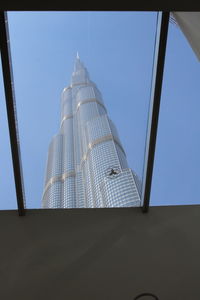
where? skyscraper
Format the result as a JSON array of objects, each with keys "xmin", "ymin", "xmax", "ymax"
[{"xmin": 42, "ymin": 54, "xmax": 141, "ymax": 208}]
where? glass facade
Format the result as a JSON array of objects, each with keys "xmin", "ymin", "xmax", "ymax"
[{"xmin": 42, "ymin": 54, "xmax": 141, "ymax": 208}]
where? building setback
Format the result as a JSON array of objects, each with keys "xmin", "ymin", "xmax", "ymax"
[{"xmin": 42, "ymin": 54, "xmax": 141, "ymax": 208}]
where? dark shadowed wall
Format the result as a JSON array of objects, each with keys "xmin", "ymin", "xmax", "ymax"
[{"xmin": 0, "ymin": 206, "xmax": 200, "ymax": 299}]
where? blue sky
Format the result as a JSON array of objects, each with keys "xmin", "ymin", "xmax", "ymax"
[{"xmin": 0, "ymin": 11, "xmax": 199, "ymax": 209}]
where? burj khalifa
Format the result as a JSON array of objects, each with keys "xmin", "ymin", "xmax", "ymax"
[{"xmin": 42, "ymin": 54, "xmax": 141, "ymax": 208}]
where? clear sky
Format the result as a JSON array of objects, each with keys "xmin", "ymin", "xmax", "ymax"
[{"xmin": 0, "ymin": 11, "xmax": 199, "ymax": 209}]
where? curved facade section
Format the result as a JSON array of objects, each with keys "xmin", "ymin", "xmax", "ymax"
[
  {"xmin": 42, "ymin": 54, "xmax": 141, "ymax": 208},
  {"xmin": 100, "ymin": 169, "xmax": 141, "ymax": 207},
  {"xmin": 44, "ymin": 134, "xmax": 63, "ymax": 185},
  {"xmin": 42, "ymin": 134, "xmax": 63, "ymax": 208}
]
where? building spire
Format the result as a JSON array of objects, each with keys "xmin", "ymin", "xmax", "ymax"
[{"xmin": 74, "ymin": 52, "xmax": 83, "ymax": 72}]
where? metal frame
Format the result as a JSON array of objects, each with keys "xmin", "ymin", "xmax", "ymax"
[
  {"xmin": 0, "ymin": 11, "xmax": 25, "ymax": 216},
  {"xmin": 0, "ymin": 10, "xmax": 169, "ymax": 215},
  {"xmin": 142, "ymin": 12, "xmax": 170, "ymax": 212}
]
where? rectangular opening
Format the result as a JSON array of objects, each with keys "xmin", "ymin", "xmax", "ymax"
[{"xmin": 6, "ymin": 11, "xmax": 157, "ymax": 209}]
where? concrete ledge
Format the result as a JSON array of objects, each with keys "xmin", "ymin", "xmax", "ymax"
[{"xmin": 0, "ymin": 205, "xmax": 200, "ymax": 299}]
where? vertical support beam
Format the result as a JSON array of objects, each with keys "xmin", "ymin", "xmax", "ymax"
[
  {"xmin": 141, "ymin": 12, "xmax": 169, "ymax": 213},
  {"xmin": 0, "ymin": 11, "xmax": 26, "ymax": 216}
]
